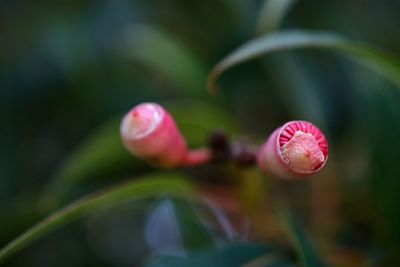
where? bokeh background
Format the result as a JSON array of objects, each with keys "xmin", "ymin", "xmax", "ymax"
[{"xmin": 1, "ymin": 0, "xmax": 400, "ymax": 266}]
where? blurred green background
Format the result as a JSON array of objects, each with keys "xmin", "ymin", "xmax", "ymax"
[{"xmin": 1, "ymin": 0, "xmax": 400, "ymax": 266}]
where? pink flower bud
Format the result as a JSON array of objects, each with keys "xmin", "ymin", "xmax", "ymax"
[
  {"xmin": 257, "ymin": 121, "xmax": 328, "ymax": 179},
  {"xmin": 120, "ymin": 103, "xmax": 210, "ymax": 168}
]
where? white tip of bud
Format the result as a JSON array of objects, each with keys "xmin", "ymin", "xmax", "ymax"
[{"xmin": 121, "ymin": 103, "xmax": 163, "ymax": 140}]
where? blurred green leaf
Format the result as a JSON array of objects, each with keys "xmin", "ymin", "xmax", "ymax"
[
  {"xmin": 353, "ymin": 70, "xmax": 400, "ymax": 246},
  {"xmin": 48, "ymin": 117, "xmax": 138, "ymax": 195},
  {"xmin": 0, "ymin": 173, "xmax": 194, "ymax": 265},
  {"xmin": 122, "ymin": 25, "xmax": 207, "ymax": 94},
  {"xmin": 278, "ymin": 206, "xmax": 326, "ymax": 267},
  {"xmin": 145, "ymin": 243, "xmax": 292, "ymax": 267},
  {"xmin": 207, "ymin": 30, "xmax": 400, "ymax": 93},
  {"xmin": 146, "ymin": 198, "xmax": 215, "ymax": 254},
  {"xmin": 171, "ymin": 200, "xmax": 215, "ymax": 250},
  {"xmin": 263, "ymin": 54, "xmax": 327, "ymax": 126},
  {"xmin": 167, "ymin": 100, "xmax": 239, "ymax": 146},
  {"xmin": 0, "ymin": 194, "xmax": 43, "ymax": 246},
  {"xmin": 256, "ymin": 0, "xmax": 298, "ymax": 34}
]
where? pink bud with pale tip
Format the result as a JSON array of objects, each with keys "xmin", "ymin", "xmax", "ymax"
[
  {"xmin": 257, "ymin": 121, "xmax": 328, "ymax": 179},
  {"xmin": 120, "ymin": 103, "xmax": 210, "ymax": 168}
]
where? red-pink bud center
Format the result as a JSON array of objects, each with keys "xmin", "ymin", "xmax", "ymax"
[
  {"xmin": 279, "ymin": 121, "xmax": 328, "ymax": 173},
  {"xmin": 121, "ymin": 103, "xmax": 163, "ymax": 140}
]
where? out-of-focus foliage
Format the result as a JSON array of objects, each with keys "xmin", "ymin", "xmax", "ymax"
[
  {"xmin": 207, "ymin": 30, "xmax": 400, "ymax": 93},
  {"xmin": 145, "ymin": 243, "xmax": 293, "ymax": 267},
  {"xmin": 0, "ymin": 174, "xmax": 194, "ymax": 265},
  {"xmin": 2, "ymin": 0, "xmax": 400, "ymax": 266}
]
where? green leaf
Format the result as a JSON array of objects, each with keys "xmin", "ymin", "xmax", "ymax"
[
  {"xmin": 166, "ymin": 100, "xmax": 239, "ymax": 147},
  {"xmin": 39, "ymin": 116, "xmax": 145, "ymax": 211},
  {"xmin": 0, "ymin": 174, "xmax": 194, "ymax": 265},
  {"xmin": 145, "ymin": 243, "xmax": 292, "ymax": 267},
  {"xmin": 354, "ymin": 71, "xmax": 400, "ymax": 245},
  {"xmin": 122, "ymin": 25, "xmax": 207, "ymax": 94},
  {"xmin": 256, "ymin": 0, "xmax": 298, "ymax": 34},
  {"xmin": 262, "ymin": 54, "xmax": 327, "ymax": 126},
  {"xmin": 278, "ymin": 206, "xmax": 326, "ymax": 267},
  {"xmin": 207, "ymin": 30, "xmax": 400, "ymax": 93},
  {"xmin": 48, "ymin": 117, "xmax": 138, "ymax": 193},
  {"xmin": 146, "ymin": 198, "xmax": 215, "ymax": 253}
]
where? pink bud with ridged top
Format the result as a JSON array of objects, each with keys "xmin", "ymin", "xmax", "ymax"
[
  {"xmin": 120, "ymin": 103, "xmax": 210, "ymax": 168},
  {"xmin": 257, "ymin": 121, "xmax": 328, "ymax": 179}
]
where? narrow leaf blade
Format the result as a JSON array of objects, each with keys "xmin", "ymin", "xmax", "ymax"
[
  {"xmin": 207, "ymin": 30, "xmax": 400, "ymax": 93},
  {"xmin": 0, "ymin": 174, "xmax": 193, "ymax": 264},
  {"xmin": 278, "ymin": 206, "xmax": 327, "ymax": 267}
]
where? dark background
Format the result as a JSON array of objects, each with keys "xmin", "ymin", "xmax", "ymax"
[{"xmin": 1, "ymin": 0, "xmax": 400, "ymax": 266}]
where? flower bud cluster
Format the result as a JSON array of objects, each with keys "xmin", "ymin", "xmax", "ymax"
[{"xmin": 120, "ymin": 103, "xmax": 328, "ymax": 179}]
